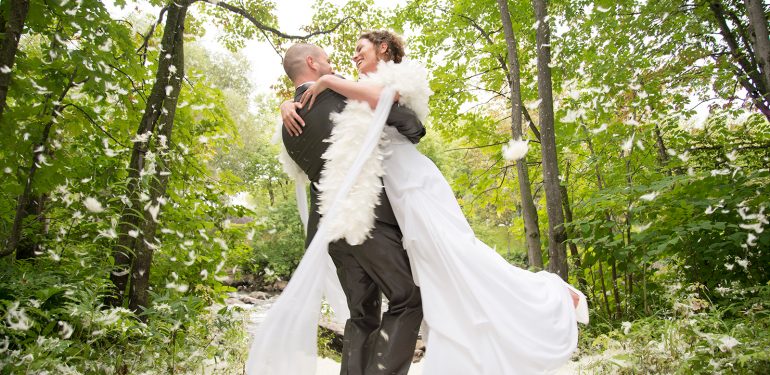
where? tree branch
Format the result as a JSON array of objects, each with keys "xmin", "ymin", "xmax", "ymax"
[
  {"xmin": 69, "ymin": 104, "xmax": 130, "ymax": 148},
  {"xmin": 137, "ymin": 6, "xmax": 169, "ymax": 65},
  {"xmin": 107, "ymin": 63, "xmax": 148, "ymax": 105},
  {"xmin": 447, "ymin": 141, "xmax": 508, "ymax": 152},
  {"xmin": 709, "ymin": 0, "xmax": 768, "ymax": 110},
  {"xmin": 522, "ymin": 105, "xmax": 542, "ymax": 141},
  {"xmin": 206, "ymin": 0, "xmax": 354, "ymax": 40}
]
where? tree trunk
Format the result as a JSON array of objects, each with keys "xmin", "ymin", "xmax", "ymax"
[
  {"xmin": 108, "ymin": 3, "xmax": 183, "ymax": 307},
  {"xmin": 582, "ymin": 123, "xmax": 622, "ymax": 316},
  {"xmin": 624, "ymin": 154, "xmax": 633, "ymax": 317},
  {"xmin": 611, "ymin": 259, "xmax": 622, "ymax": 319},
  {"xmin": 744, "ymin": 0, "xmax": 770, "ymax": 94},
  {"xmin": 642, "ymin": 262, "xmax": 650, "ymax": 315},
  {"xmin": 497, "ymin": 0, "xmax": 543, "ymax": 269},
  {"xmin": 559, "ymin": 177, "xmax": 587, "ymax": 291},
  {"xmin": 128, "ymin": 2, "xmax": 188, "ymax": 313},
  {"xmin": 2, "ymin": 72, "xmax": 75, "ymax": 258},
  {"xmin": 653, "ymin": 123, "xmax": 671, "ymax": 175},
  {"xmin": 15, "ymin": 193, "xmax": 46, "ymax": 260},
  {"xmin": 267, "ymin": 178, "xmax": 275, "ymax": 206},
  {"xmin": 532, "ymin": 0, "xmax": 567, "ymax": 279},
  {"xmin": 0, "ymin": 0, "xmax": 29, "ymax": 119},
  {"xmin": 597, "ymin": 261, "xmax": 612, "ymax": 318},
  {"xmin": 709, "ymin": 0, "xmax": 770, "ymax": 121},
  {"xmin": 624, "ymin": 213, "xmax": 633, "ymax": 316},
  {"xmin": 587, "ymin": 264, "xmax": 598, "ymax": 306}
]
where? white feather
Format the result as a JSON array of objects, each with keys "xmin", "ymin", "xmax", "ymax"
[{"xmin": 502, "ymin": 139, "xmax": 529, "ymax": 161}]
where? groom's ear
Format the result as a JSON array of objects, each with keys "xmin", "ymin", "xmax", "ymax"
[{"xmin": 305, "ymin": 55, "xmax": 316, "ymax": 71}]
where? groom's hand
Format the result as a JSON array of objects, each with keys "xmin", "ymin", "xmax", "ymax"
[{"xmin": 281, "ymin": 100, "xmax": 305, "ymax": 136}]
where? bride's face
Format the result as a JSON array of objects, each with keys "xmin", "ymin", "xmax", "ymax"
[{"xmin": 353, "ymin": 38, "xmax": 386, "ymax": 75}]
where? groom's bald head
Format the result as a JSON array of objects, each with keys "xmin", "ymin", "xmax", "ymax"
[{"xmin": 283, "ymin": 43, "xmax": 330, "ymax": 84}]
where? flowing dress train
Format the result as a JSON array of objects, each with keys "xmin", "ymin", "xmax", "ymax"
[{"xmin": 381, "ymin": 125, "xmax": 587, "ymax": 374}]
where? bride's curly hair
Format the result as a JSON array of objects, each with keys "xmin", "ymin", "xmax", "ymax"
[{"xmin": 359, "ymin": 30, "xmax": 405, "ymax": 63}]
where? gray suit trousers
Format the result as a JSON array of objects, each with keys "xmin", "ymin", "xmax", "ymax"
[{"xmin": 328, "ymin": 222, "xmax": 423, "ymax": 375}]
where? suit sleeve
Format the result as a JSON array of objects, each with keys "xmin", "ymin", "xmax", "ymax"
[{"xmin": 386, "ymin": 103, "xmax": 426, "ymax": 144}]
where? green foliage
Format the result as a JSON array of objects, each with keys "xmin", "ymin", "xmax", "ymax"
[
  {"xmin": 575, "ymin": 282, "xmax": 770, "ymax": 374},
  {"xmin": 308, "ymin": 0, "xmax": 392, "ymax": 78},
  {"xmin": 317, "ymin": 327, "xmax": 342, "ymax": 362},
  {"xmin": 0, "ymin": 254, "xmax": 248, "ymax": 373},
  {"xmin": 194, "ymin": 0, "xmax": 279, "ymax": 52},
  {"xmin": 566, "ymin": 111, "xmax": 770, "ymax": 320},
  {"xmin": 238, "ymin": 200, "xmax": 305, "ymax": 284},
  {"xmin": 0, "ymin": 0, "xmax": 280, "ymax": 371}
]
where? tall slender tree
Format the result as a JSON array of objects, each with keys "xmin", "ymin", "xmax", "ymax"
[
  {"xmin": 496, "ymin": 0, "xmax": 543, "ymax": 268},
  {"xmin": 127, "ymin": 0, "xmax": 188, "ymax": 312},
  {"xmin": 1, "ymin": 70, "xmax": 80, "ymax": 258},
  {"xmin": 0, "ymin": 0, "xmax": 29, "ymax": 119},
  {"xmin": 108, "ymin": 2, "xmax": 180, "ymax": 307},
  {"xmin": 744, "ymin": 0, "xmax": 770, "ymax": 92},
  {"xmin": 532, "ymin": 0, "xmax": 567, "ymax": 279},
  {"xmin": 708, "ymin": 0, "xmax": 770, "ymax": 122}
]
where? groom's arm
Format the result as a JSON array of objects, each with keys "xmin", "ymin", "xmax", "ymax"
[{"xmin": 387, "ymin": 104, "xmax": 426, "ymax": 144}]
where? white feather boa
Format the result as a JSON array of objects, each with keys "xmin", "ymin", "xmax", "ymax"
[{"xmin": 318, "ymin": 60, "xmax": 432, "ymax": 245}]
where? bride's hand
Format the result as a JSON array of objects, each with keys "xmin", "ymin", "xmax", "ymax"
[
  {"xmin": 281, "ymin": 99, "xmax": 304, "ymax": 136},
  {"xmin": 299, "ymin": 75, "xmax": 331, "ymax": 110}
]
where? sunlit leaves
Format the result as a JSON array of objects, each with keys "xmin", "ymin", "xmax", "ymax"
[{"xmin": 195, "ymin": 0, "xmax": 279, "ymax": 52}]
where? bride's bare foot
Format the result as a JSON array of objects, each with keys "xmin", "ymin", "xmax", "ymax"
[{"xmin": 569, "ymin": 290, "xmax": 579, "ymax": 308}]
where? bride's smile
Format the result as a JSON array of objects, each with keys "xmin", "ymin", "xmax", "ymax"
[{"xmin": 353, "ymin": 38, "xmax": 386, "ymax": 74}]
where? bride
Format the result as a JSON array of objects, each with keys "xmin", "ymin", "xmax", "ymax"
[{"xmin": 249, "ymin": 30, "xmax": 588, "ymax": 374}]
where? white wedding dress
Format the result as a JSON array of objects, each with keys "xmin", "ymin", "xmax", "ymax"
[
  {"xmin": 381, "ymin": 123, "xmax": 587, "ymax": 374},
  {"xmin": 246, "ymin": 61, "xmax": 587, "ymax": 375}
]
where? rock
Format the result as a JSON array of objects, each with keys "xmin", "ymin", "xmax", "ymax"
[
  {"xmin": 249, "ymin": 291, "xmax": 270, "ymax": 300},
  {"xmin": 270, "ymin": 280, "xmax": 288, "ymax": 292},
  {"xmin": 317, "ymin": 317, "xmax": 426, "ymax": 363},
  {"xmin": 413, "ymin": 339, "xmax": 426, "ymax": 363},
  {"xmin": 318, "ymin": 319, "xmax": 345, "ymax": 355},
  {"xmin": 319, "ymin": 319, "xmax": 345, "ymax": 336},
  {"xmin": 239, "ymin": 295, "xmax": 260, "ymax": 305}
]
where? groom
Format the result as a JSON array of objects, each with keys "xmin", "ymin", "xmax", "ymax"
[{"xmin": 280, "ymin": 43, "xmax": 424, "ymax": 375}]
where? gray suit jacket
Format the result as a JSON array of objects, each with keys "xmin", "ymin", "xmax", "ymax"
[{"xmin": 282, "ymin": 83, "xmax": 426, "ymax": 246}]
